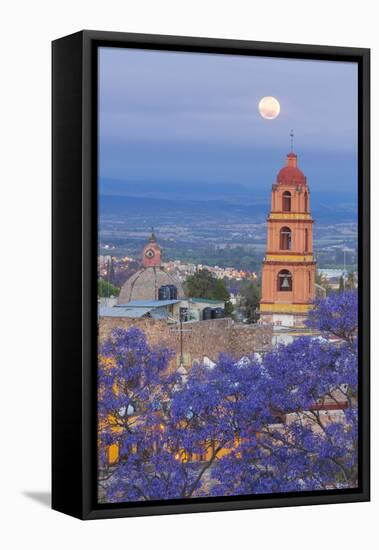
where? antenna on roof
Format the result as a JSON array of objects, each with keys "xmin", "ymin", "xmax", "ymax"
[{"xmin": 290, "ymin": 129, "xmax": 294, "ymax": 152}]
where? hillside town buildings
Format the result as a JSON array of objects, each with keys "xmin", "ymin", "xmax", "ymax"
[{"xmin": 98, "ymin": 232, "xmax": 272, "ymax": 370}]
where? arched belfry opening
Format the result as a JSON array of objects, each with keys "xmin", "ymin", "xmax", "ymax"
[
  {"xmin": 282, "ymin": 191, "xmax": 291, "ymax": 212},
  {"xmin": 277, "ymin": 269, "xmax": 293, "ymax": 291},
  {"xmin": 280, "ymin": 226, "xmax": 292, "ymax": 250}
]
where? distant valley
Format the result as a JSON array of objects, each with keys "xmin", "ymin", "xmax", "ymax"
[
  {"xmin": 98, "ymin": 180, "xmax": 358, "ymax": 272},
  {"xmin": 99, "ymin": 179, "xmax": 357, "ymax": 225}
]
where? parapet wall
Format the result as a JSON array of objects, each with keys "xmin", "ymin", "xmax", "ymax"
[{"xmin": 99, "ymin": 317, "xmax": 273, "ymax": 368}]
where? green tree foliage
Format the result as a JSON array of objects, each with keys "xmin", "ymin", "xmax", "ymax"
[
  {"xmin": 238, "ymin": 279, "xmax": 261, "ymax": 323},
  {"xmin": 98, "ymin": 278, "xmax": 120, "ymax": 298},
  {"xmin": 316, "ymin": 271, "xmax": 332, "ymax": 295},
  {"xmin": 338, "ymin": 275, "xmax": 345, "ymax": 292},
  {"xmin": 345, "ymin": 271, "xmax": 357, "ymax": 290},
  {"xmin": 106, "ymin": 257, "xmax": 115, "ymax": 283},
  {"xmin": 213, "ymin": 279, "xmax": 230, "ymax": 301},
  {"xmin": 185, "ymin": 269, "xmax": 233, "ymax": 316},
  {"xmin": 185, "ymin": 269, "xmax": 214, "ymax": 298},
  {"xmin": 337, "ymin": 271, "xmax": 357, "ymax": 293}
]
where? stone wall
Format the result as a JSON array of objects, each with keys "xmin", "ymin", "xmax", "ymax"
[{"xmin": 99, "ymin": 316, "xmax": 273, "ymax": 369}]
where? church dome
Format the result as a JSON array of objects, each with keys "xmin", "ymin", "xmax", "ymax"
[
  {"xmin": 277, "ymin": 152, "xmax": 306, "ymax": 185},
  {"xmin": 118, "ymin": 267, "xmax": 184, "ymax": 304},
  {"xmin": 117, "ymin": 232, "xmax": 184, "ymax": 304}
]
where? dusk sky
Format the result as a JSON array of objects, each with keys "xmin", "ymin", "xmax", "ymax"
[{"xmin": 99, "ymin": 47, "xmax": 358, "ymax": 196}]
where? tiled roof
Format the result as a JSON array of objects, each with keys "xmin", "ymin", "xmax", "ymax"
[{"xmin": 277, "ymin": 166, "xmax": 306, "ymax": 185}]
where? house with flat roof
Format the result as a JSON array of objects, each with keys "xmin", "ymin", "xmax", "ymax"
[
  {"xmin": 99, "ymin": 299, "xmax": 182, "ymax": 321},
  {"xmin": 99, "ymin": 297, "xmax": 227, "ymax": 323}
]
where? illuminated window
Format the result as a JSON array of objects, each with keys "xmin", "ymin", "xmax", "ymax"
[
  {"xmin": 277, "ymin": 269, "xmax": 292, "ymax": 291},
  {"xmin": 280, "ymin": 226, "xmax": 292, "ymax": 250}
]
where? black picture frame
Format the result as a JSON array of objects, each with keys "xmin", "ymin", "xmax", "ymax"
[{"xmin": 52, "ymin": 30, "xmax": 370, "ymax": 520}]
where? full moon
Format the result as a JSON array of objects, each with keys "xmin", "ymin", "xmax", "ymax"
[{"xmin": 258, "ymin": 96, "xmax": 281, "ymax": 120}]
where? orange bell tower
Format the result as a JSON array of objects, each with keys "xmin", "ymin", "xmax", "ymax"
[{"xmin": 260, "ymin": 149, "xmax": 316, "ymax": 327}]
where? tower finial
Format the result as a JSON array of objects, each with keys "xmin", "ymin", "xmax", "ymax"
[
  {"xmin": 149, "ymin": 227, "xmax": 157, "ymax": 243},
  {"xmin": 290, "ymin": 129, "xmax": 294, "ymax": 152}
]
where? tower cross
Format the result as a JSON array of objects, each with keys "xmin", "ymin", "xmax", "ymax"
[{"xmin": 290, "ymin": 129, "xmax": 294, "ymax": 152}]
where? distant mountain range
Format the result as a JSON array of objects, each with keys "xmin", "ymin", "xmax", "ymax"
[
  {"xmin": 99, "ymin": 179, "xmax": 357, "ymax": 224},
  {"xmin": 100, "ymin": 178, "xmax": 254, "ymax": 201}
]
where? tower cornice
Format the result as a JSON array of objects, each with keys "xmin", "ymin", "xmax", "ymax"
[
  {"xmin": 262, "ymin": 260, "xmax": 316, "ymax": 267},
  {"xmin": 268, "ymin": 213, "xmax": 313, "ymax": 221},
  {"xmin": 260, "ymin": 303, "xmax": 313, "ymax": 315},
  {"xmin": 265, "ymin": 253, "xmax": 314, "ymax": 263}
]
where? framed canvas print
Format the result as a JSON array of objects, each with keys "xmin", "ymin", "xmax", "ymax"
[{"xmin": 52, "ymin": 30, "xmax": 370, "ymax": 519}]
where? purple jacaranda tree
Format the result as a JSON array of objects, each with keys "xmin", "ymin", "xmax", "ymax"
[
  {"xmin": 98, "ymin": 328, "xmax": 247, "ymax": 501},
  {"xmin": 98, "ymin": 327, "xmax": 179, "ymax": 501},
  {"xmin": 306, "ymin": 289, "xmax": 358, "ymax": 343},
  {"xmin": 98, "ymin": 291, "xmax": 358, "ymax": 502},
  {"xmin": 208, "ymin": 336, "xmax": 358, "ymax": 496},
  {"xmin": 208, "ymin": 290, "xmax": 358, "ymax": 496}
]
